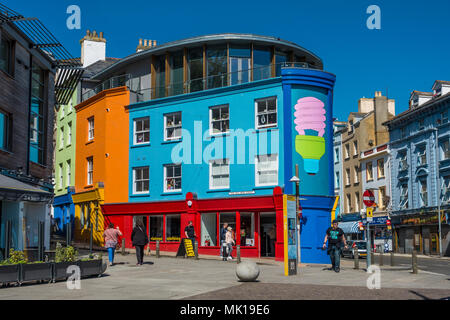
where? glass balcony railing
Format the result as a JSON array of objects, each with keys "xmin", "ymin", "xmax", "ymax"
[{"xmin": 82, "ymin": 74, "xmax": 133, "ymax": 101}]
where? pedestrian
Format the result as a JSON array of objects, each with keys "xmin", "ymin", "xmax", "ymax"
[
  {"xmin": 268, "ymin": 224, "xmax": 277, "ymax": 256},
  {"xmin": 184, "ymin": 221, "xmax": 197, "ymax": 242},
  {"xmin": 131, "ymin": 219, "xmax": 148, "ymax": 266},
  {"xmin": 322, "ymin": 220, "xmax": 348, "ymax": 272},
  {"xmin": 103, "ymin": 223, "xmax": 122, "ymax": 266},
  {"xmin": 225, "ymin": 226, "xmax": 235, "ymax": 261},
  {"xmin": 220, "ymin": 223, "xmax": 228, "ymax": 258}
]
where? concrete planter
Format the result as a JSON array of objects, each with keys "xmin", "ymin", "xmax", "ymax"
[
  {"xmin": 21, "ymin": 263, "xmax": 53, "ymax": 283},
  {"xmin": 53, "ymin": 261, "xmax": 79, "ymax": 282},
  {"xmin": 0, "ymin": 264, "xmax": 20, "ymax": 285}
]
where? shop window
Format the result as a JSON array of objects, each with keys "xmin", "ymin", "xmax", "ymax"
[
  {"xmin": 164, "ymin": 164, "xmax": 181, "ymax": 192},
  {"xmin": 219, "ymin": 212, "xmax": 236, "ymax": 240},
  {"xmin": 209, "ymin": 159, "xmax": 230, "ymax": 189},
  {"xmin": 134, "ymin": 117, "xmax": 150, "ymax": 144},
  {"xmin": 149, "ymin": 215, "xmax": 163, "ymax": 241},
  {"xmin": 210, "ymin": 105, "xmax": 229, "ymax": 135},
  {"xmin": 255, "ymin": 97, "xmax": 277, "ymax": 129},
  {"xmin": 164, "ymin": 112, "xmax": 182, "ymax": 141},
  {"xmin": 30, "ymin": 63, "xmax": 46, "ymax": 164},
  {"xmin": 87, "ymin": 157, "xmax": 93, "ymax": 186},
  {"xmin": 0, "ymin": 34, "xmax": 13, "ymax": 75},
  {"xmin": 201, "ymin": 213, "xmax": 217, "ymax": 247},
  {"xmin": 255, "ymin": 154, "xmax": 278, "ymax": 186},
  {"xmin": 166, "ymin": 214, "xmax": 181, "ymax": 242},
  {"xmin": 240, "ymin": 212, "xmax": 255, "ymax": 247}
]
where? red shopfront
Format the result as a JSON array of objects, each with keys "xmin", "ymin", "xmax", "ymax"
[{"xmin": 101, "ymin": 188, "xmax": 286, "ymax": 261}]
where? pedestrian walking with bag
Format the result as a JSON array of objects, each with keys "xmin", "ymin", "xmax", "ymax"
[
  {"xmin": 322, "ymin": 220, "xmax": 348, "ymax": 272},
  {"xmin": 225, "ymin": 226, "xmax": 235, "ymax": 261},
  {"xmin": 131, "ymin": 220, "xmax": 149, "ymax": 266},
  {"xmin": 103, "ymin": 223, "xmax": 122, "ymax": 266}
]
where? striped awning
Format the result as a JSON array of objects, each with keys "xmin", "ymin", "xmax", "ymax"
[{"xmin": 338, "ymin": 221, "xmax": 361, "ymax": 234}]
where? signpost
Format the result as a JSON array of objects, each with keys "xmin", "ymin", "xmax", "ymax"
[
  {"xmin": 283, "ymin": 195, "xmax": 298, "ymax": 276},
  {"xmin": 363, "ymin": 189, "xmax": 376, "ymax": 268}
]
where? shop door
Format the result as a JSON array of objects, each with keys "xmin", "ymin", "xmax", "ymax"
[
  {"xmin": 259, "ymin": 213, "xmax": 276, "ymax": 257},
  {"xmin": 430, "ymin": 233, "xmax": 439, "ymax": 254}
]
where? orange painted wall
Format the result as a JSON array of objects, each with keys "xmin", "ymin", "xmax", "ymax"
[{"xmin": 75, "ymin": 86, "xmax": 130, "ymax": 203}]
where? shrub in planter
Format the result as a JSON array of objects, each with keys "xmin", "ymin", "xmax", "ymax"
[
  {"xmin": 53, "ymin": 243, "xmax": 80, "ymax": 282},
  {"xmin": 79, "ymin": 258, "xmax": 104, "ymax": 278}
]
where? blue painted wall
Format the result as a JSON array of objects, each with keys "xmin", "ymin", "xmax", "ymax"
[{"xmin": 53, "ymin": 187, "xmax": 76, "ymax": 236}]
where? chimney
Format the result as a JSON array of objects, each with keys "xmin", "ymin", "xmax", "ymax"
[
  {"xmin": 136, "ymin": 38, "xmax": 155, "ymax": 52},
  {"xmin": 80, "ymin": 30, "xmax": 106, "ymax": 68}
]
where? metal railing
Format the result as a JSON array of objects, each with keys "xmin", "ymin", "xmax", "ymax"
[{"xmin": 82, "ymin": 74, "xmax": 133, "ymax": 101}]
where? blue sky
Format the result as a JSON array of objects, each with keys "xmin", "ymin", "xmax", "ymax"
[{"xmin": 4, "ymin": 0, "xmax": 450, "ymax": 121}]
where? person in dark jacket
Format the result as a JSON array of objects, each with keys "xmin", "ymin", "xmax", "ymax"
[
  {"xmin": 220, "ymin": 223, "xmax": 228, "ymax": 258},
  {"xmin": 131, "ymin": 219, "xmax": 149, "ymax": 266}
]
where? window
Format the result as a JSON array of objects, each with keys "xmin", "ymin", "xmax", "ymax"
[
  {"xmin": 149, "ymin": 216, "xmax": 163, "ymax": 241},
  {"xmin": 417, "ymin": 146, "xmax": 427, "ymax": 166},
  {"xmin": 219, "ymin": 212, "xmax": 236, "ymax": 239},
  {"xmin": 440, "ymin": 140, "xmax": 450, "ymax": 160},
  {"xmin": 400, "ymin": 184, "xmax": 408, "ymax": 209},
  {"xmin": 134, "ymin": 117, "xmax": 150, "ymax": 144},
  {"xmin": 207, "ymin": 45, "xmax": 227, "ymax": 89},
  {"xmin": 166, "ymin": 214, "xmax": 181, "ymax": 242},
  {"xmin": 229, "ymin": 45, "xmax": 251, "ymax": 85},
  {"xmin": 253, "ymin": 46, "xmax": 271, "ymax": 81},
  {"xmin": 418, "ymin": 119, "xmax": 424, "ymax": 131},
  {"xmin": 201, "ymin": 213, "xmax": 217, "ymax": 247},
  {"xmin": 88, "ymin": 117, "xmax": 94, "ymax": 141},
  {"xmin": 355, "ymin": 192, "xmax": 360, "ymax": 212},
  {"xmin": 353, "ymin": 141, "xmax": 358, "ymax": 156},
  {"xmin": 164, "ymin": 164, "xmax": 181, "ymax": 192},
  {"xmin": 58, "ymin": 163, "xmax": 63, "ymax": 189},
  {"xmin": 255, "ymin": 97, "xmax": 277, "ymax": 129},
  {"xmin": 335, "ymin": 172, "xmax": 340, "ymax": 188},
  {"xmin": 354, "ymin": 165, "xmax": 359, "ymax": 184},
  {"xmin": 345, "ymin": 144, "xmax": 350, "ymax": 159},
  {"xmin": 366, "ymin": 162, "xmax": 373, "ymax": 181},
  {"xmin": 399, "ymin": 151, "xmax": 408, "ymax": 171},
  {"xmin": 255, "ymin": 154, "xmax": 278, "ymax": 186},
  {"xmin": 400, "ymin": 127, "xmax": 406, "ymax": 139},
  {"xmin": 441, "ymin": 111, "xmax": 449, "ymax": 124},
  {"xmin": 209, "ymin": 159, "xmax": 230, "ymax": 189},
  {"xmin": 210, "ymin": 105, "xmax": 229, "ymax": 135},
  {"xmin": 0, "ymin": 110, "xmax": 11, "ymax": 151},
  {"xmin": 66, "ymin": 160, "xmax": 71, "ymax": 187},
  {"xmin": 378, "ymin": 187, "xmax": 386, "ymax": 210},
  {"xmin": 442, "ymin": 176, "xmax": 450, "ymax": 204},
  {"xmin": 87, "ymin": 157, "xmax": 93, "ymax": 185},
  {"xmin": 377, "ymin": 158, "xmax": 385, "ymax": 178},
  {"xmin": 164, "ymin": 112, "xmax": 182, "ymax": 141},
  {"xmin": 419, "ymin": 178, "xmax": 428, "ymax": 207},
  {"xmin": 0, "ymin": 34, "xmax": 13, "ymax": 75},
  {"xmin": 348, "ymin": 120, "xmax": 354, "ymax": 133},
  {"xmin": 30, "ymin": 64, "xmax": 46, "ymax": 164},
  {"xmin": 187, "ymin": 47, "xmax": 203, "ymax": 93},
  {"xmin": 335, "ymin": 148, "xmax": 340, "ymax": 163},
  {"xmin": 170, "ymin": 51, "xmax": 184, "ymax": 96},
  {"xmin": 67, "ymin": 122, "xmax": 72, "ymax": 146},
  {"xmin": 346, "ymin": 194, "xmax": 352, "ymax": 212},
  {"xmin": 133, "ymin": 167, "xmax": 150, "ymax": 194},
  {"xmin": 240, "ymin": 212, "xmax": 255, "ymax": 247},
  {"xmin": 59, "ymin": 127, "xmax": 64, "ymax": 149},
  {"xmin": 60, "ymin": 105, "xmax": 65, "ymax": 119},
  {"xmin": 345, "ymin": 168, "xmax": 351, "ymax": 186}
]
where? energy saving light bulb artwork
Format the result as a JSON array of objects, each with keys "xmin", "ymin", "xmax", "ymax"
[{"xmin": 294, "ymin": 97, "xmax": 326, "ymax": 175}]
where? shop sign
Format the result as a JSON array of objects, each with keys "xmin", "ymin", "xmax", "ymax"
[
  {"xmin": 400, "ymin": 213, "xmax": 446, "ymax": 226},
  {"xmin": 229, "ymin": 191, "xmax": 255, "ymax": 196},
  {"xmin": 362, "ymin": 216, "xmax": 389, "ymax": 225},
  {"xmin": 176, "ymin": 238, "xmax": 195, "ymax": 258}
]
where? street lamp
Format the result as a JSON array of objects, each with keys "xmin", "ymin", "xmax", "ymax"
[{"xmin": 290, "ymin": 173, "xmax": 301, "ymax": 266}]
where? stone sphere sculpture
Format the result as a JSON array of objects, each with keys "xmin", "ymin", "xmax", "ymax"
[{"xmin": 236, "ymin": 261, "xmax": 260, "ymax": 282}]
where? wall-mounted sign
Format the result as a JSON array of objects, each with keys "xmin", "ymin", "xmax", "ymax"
[{"xmin": 229, "ymin": 191, "xmax": 256, "ymax": 196}]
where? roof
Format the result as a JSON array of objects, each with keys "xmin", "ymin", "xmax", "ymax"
[
  {"xmin": 410, "ymin": 90, "xmax": 433, "ymax": 97},
  {"xmin": 91, "ymin": 33, "xmax": 324, "ymax": 80},
  {"xmin": 83, "ymin": 58, "xmax": 121, "ymax": 78}
]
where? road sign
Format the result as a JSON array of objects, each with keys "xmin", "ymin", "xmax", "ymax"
[{"xmin": 363, "ymin": 190, "xmax": 376, "ymax": 207}]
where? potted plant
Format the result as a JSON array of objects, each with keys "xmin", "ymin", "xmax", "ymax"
[
  {"xmin": 53, "ymin": 243, "xmax": 79, "ymax": 282},
  {"xmin": 20, "ymin": 247, "xmax": 53, "ymax": 284}
]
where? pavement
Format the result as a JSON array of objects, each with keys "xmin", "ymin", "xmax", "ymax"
[{"xmin": 0, "ymin": 250, "xmax": 449, "ymax": 300}]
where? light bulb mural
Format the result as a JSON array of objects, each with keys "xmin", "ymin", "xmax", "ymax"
[{"xmin": 294, "ymin": 97, "xmax": 326, "ymax": 175}]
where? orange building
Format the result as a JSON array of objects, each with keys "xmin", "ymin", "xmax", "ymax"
[{"xmin": 72, "ymin": 86, "xmax": 130, "ymax": 246}]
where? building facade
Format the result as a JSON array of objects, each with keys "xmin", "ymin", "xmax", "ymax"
[
  {"xmin": 385, "ymin": 81, "xmax": 450, "ymax": 256},
  {"xmin": 333, "ymin": 121, "xmax": 346, "ymax": 217},
  {"xmin": 72, "ymin": 33, "xmax": 337, "ymax": 263}
]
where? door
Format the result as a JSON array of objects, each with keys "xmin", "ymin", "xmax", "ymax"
[{"xmin": 259, "ymin": 212, "xmax": 276, "ymax": 257}]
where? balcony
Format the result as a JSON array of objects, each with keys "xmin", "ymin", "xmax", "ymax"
[{"xmin": 82, "ymin": 62, "xmax": 316, "ymax": 103}]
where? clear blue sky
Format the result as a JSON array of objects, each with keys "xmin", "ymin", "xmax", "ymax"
[{"xmin": 4, "ymin": 0, "xmax": 450, "ymax": 120}]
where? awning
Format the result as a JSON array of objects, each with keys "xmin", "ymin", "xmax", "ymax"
[
  {"xmin": 339, "ymin": 221, "xmax": 361, "ymax": 234},
  {"xmin": 0, "ymin": 173, "xmax": 52, "ymax": 202}
]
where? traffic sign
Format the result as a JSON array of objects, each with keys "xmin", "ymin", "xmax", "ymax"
[
  {"xmin": 367, "ymin": 207, "xmax": 374, "ymax": 219},
  {"xmin": 363, "ymin": 190, "xmax": 376, "ymax": 207}
]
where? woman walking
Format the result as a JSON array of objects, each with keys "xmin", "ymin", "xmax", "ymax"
[
  {"xmin": 225, "ymin": 226, "xmax": 235, "ymax": 261},
  {"xmin": 103, "ymin": 223, "xmax": 122, "ymax": 266},
  {"xmin": 131, "ymin": 220, "xmax": 149, "ymax": 266}
]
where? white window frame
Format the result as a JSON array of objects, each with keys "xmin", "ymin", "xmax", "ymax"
[
  {"xmin": 255, "ymin": 154, "xmax": 278, "ymax": 187},
  {"xmin": 354, "ymin": 165, "xmax": 359, "ymax": 184},
  {"xmin": 355, "ymin": 192, "xmax": 360, "ymax": 212},
  {"xmin": 346, "ymin": 194, "xmax": 352, "ymax": 212},
  {"xmin": 58, "ymin": 163, "xmax": 63, "ymax": 189},
  {"xmin": 377, "ymin": 158, "xmax": 385, "ymax": 179},
  {"xmin": 255, "ymin": 97, "xmax": 277, "ymax": 129},
  {"xmin": 334, "ymin": 148, "xmax": 340, "ymax": 164},
  {"xmin": 209, "ymin": 105, "xmax": 230, "ymax": 136},
  {"xmin": 345, "ymin": 144, "xmax": 350, "ymax": 159},
  {"xmin": 66, "ymin": 160, "xmax": 71, "ymax": 187},
  {"xmin": 209, "ymin": 159, "xmax": 230, "ymax": 190},
  {"xmin": 441, "ymin": 140, "xmax": 450, "ymax": 160},
  {"xmin": 346, "ymin": 168, "xmax": 351, "ymax": 186},
  {"xmin": 164, "ymin": 112, "xmax": 182, "ymax": 141},
  {"xmin": 87, "ymin": 157, "xmax": 93, "ymax": 186},
  {"xmin": 133, "ymin": 167, "xmax": 150, "ymax": 194},
  {"xmin": 59, "ymin": 127, "xmax": 64, "ymax": 149},
  {"xmin": 366, "ymin": 162, "xmax": 373, "ymax": 182},
  {"xmin": 442, "ymin": 176, "xmax": 450, "ymax": 204},
  {"xmin": 353, "ymin": 141, "xmax": 358, "ymax": 156},
  {"xmin": 88, "ymin": 117, "xmax": 94, "ymax": 141},
  {"xmin": 164, "ymin": 164, "xmax": 182, "ymax": 193},
  {"xmin": 134, "ymin": 117, "xmax": 150, "ymax": 145},
  {"xmin": 67, "ymin": 122, "xmax": 72, "ymax": 146},
  {"xmin": 400, "ymin": 184, "xmax": 408, "ymax": 209},
  {"xmin": 335, "ymin": 172, "xmax": 340, "ymax": 188}
]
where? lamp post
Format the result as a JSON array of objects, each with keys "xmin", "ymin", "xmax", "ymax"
[{"xmin": 290, "ymin": 167, "xmax": 301, "ymax": 266}]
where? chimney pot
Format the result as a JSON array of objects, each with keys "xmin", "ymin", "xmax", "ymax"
[{"xmin": 153, "ymin": 40, "xmax": 157, "ymax": 47}]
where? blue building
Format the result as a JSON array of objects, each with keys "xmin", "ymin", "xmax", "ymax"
[
  {"xmin": 96, "ymin": 34, "xmax": 336, "ymax": 263},
  {"xmin": 384, "ymin": 80, "xmax": 450, "ymax": 256}
]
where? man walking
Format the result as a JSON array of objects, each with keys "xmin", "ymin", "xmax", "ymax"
[
  {"xmin": 322, "ymin": 220, "xmax": 348, "ymax": 272},
  {"xmin": 220, "ymin": 223, "xmax": 228, "ymax": 258}
]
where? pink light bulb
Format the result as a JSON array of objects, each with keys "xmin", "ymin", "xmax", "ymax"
[{"xmin": 294, "ymin": 97, "xmax": 326, "ymax": 137}]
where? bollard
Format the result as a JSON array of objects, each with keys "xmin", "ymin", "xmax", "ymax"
[
  {"xmin": 156, "ymin": 240, "xmax": 160, "ymax": 258},
  {"xmin": 122, "ymin": 239, "xmax": 126, "ymax": 255},
  {"xmin": 237, "ymin": 245, "xmax": 241, "ymax": 264},
  {"xmin": 353, "ymin": 246, "xmax": 359, "ymax": 270},
  {"xmin": 390, "ymin": 251, "xmax": 395, "ymax": 266},
  {"xmin": 194, "ymin": 241, "xmax": 199, "ymax": 260},
  {"xmin": 370, "ymin": 249, "xmax": 374, "ymax": 266},
  {"xmin": 379, "ymin": 245, "xmax": 383, "ymax": 266},
  {"xmin": 412, "ymin": 250, "xmax": 418, "ymax": 274}
]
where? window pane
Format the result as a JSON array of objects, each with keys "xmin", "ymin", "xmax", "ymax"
[
  {"xmin": 149, "ymin": 216, "xmax": 163, "ymax": 241},
  {"xmin": 240, "ymin": 212, "xmax": 255, "ymax": 246},
  {"xmin": 219, "ymin": 212, "xmax": 236, "ymax": 241},
  {"xmin": 201, "ymin": 213, "xmax": 217, "ymax": 246},
  {"xmin": 166, "ymin": 215, "xmax": 181, "ymax": 242},
  {"xmin": 253, "ymin": 46, "xmax": 271, "ymax": 80},
  {"xmin": 188, "ymin": 47, "xmax": 203, "ymax": 92}
]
